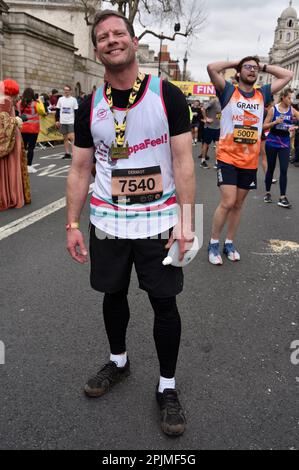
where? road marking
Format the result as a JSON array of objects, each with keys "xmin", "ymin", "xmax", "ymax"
[{"xmin": 0, "ymin": 185, "xmax": 94, "ymax": 241}]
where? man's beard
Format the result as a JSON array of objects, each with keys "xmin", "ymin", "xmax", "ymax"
[{"xmin": 241, "ymin": 75, "xmax": 257, "ymax": 86}]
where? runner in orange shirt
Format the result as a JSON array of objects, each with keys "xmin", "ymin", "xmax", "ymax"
[{"xmin": 206, "ymin": 56, "xmax": 293, "ymax": 265}]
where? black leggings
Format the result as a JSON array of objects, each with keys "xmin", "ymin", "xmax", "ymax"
[
  {"xmin": 265, "ymin": 145, "xmax": 290, "ymax": 196},
  {"xmin": 22, "ymin": 133, "xmax": 38, "ymax": 166},
  {"xmin": 103, "ymin": 290, "xmax": 181, "ymax": 378}
]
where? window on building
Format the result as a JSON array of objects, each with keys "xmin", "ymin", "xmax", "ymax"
[
  {"xmin": 287, "ymin": 32, "xmax": 291, "ymax": 42},
  {"xmin": 288, "ymin": 20, "xmax": 293, "ymax": 27},
  {"xmin": 279, "ymin": 31, "xmax": 282, "ymax": 40},
  {"xmin": 75, "ymin": 82, "xmax": 81, "ymax": 97}
]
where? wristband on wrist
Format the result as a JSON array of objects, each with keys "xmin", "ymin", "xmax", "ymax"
[{"xmin": 66, "ymin": 222, "xmax": 80, "ymax": 230}]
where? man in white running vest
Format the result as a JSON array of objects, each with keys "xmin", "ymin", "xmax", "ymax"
[{"xmin": 66, "ymin": 10, "xmax": 195, "ymax": 437}]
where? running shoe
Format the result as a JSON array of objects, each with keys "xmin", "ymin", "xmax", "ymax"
[
  {"xmin": 223, "ymin": 242, "xmax": 240, "ymax": 262},
  {"xmin": 62, "ymin": 153, "xmax": 72, "ymax": 159},
  {"xmin": 156, "ymin": 387, "xmax": 186, "ymax": 436},
  {"xmin": 84, "ymin": 359, "xmax": 130, "ymax": 397},
  {"xmin": 264, "ymin": 193, "xmax": 272, "ymax": 203},
  {"xmin": 27, "ymin": 165, "xmax": 37, "ymax": 173},
  {"xmin": 213, "ymin": 163, "xmax": 218, "ymax": 169},
  {"xmin": 198, "ymin": 154, "xmax": 210, "ymax": 160},
  {"xmin": 272, "ymin": 179, "xmax": 277, "ymax": 184},
  {"xmin": 208, "ymin": 242, "xmax": 223, "ymax": 265},
  {"xmin": 277, "ymin": 197, "xmax": 291, "ymax": 208},
  {"xmin": 200, "ymin": 161, "xmax": 210, "ymax": 169}
]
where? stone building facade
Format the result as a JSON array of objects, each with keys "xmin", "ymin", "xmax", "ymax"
[
  {"xmin": 1, "ymin": 0, "xmax": 104, "ymax": 93},
  {"xmin": 1, "ymin": 0, "xmax": 180, "ymax": 93},
  {"xmin": 269, "ymin": 1, "xmax": 299, "ymax": 90},
  {"xmin": 2, "ymin": 11, "xmax": 76, "ymax": 92}
]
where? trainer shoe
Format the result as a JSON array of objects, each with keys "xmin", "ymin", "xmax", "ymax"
[
  {"xmin": 27, "ymin": 165, "xmax": 37, "ymax": 173},
  {"xmin": 223, "ymin": 242, "xmax": 240, "ymax": 262},
  {"xmin": 62, "ymin": 153, "xmax": 72, "ymax": 159},
  {"xmin": 264, "ymin": 193, "xmax": 272, "ymax": 203},
  {"xmin": 272, "ymin": 179, "xmax": 277, "ymax": 184},
  {"xmin": 277, "ymin": 197, "xmax": 291, "ymax": 208},
  {"xmin": 156, "ymin": 387, "xmax": 186, "ymax": 437},
  {"xmin": 208, "ymin": 242, "xmax": 223, "ymax": 265},
  {"xmin": 84, "ymin": 359, "xmax": 130, "ymax": 397},
  {"xmin": 200, "ymin": 160, "xmax": 209, "ymax": 169}
]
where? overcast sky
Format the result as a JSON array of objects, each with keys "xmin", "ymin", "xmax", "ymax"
[{"xmin": 138, "ymin": 0, "xmax": 294, "ymax": 82}]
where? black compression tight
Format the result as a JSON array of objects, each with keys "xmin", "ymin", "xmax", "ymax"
[{"xmin": 103, "ymin": 291, "xmax": 181, "ymax": 378}]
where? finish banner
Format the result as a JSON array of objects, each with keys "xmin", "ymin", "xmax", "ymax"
[
  {"xmin": 171, "ymin": 81, "xmax": 216, "ymax": 97},
  {"xmin": 37, "ymin": 113, "xmax": 63, "ymax": 142}
]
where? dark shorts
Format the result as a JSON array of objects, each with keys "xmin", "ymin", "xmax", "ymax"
[
  {"xmin": 191, "ymin": 122, "xmax": 200, "ymax": 129},
  {"xmin": 217, "ymin": 160, "xmax": 257, "ymax": 190},
  {"xmin": 60, "ymin": 124, "xmax": 74, "ymax": 135},
  {"xmin": 203, "ymin": 128, "xmax": 220, "ymax": 145},
  {"xmin": 89, "ymin": 225, "xmax": 184, "ymax": 297}
]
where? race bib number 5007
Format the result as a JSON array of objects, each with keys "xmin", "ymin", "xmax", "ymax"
[
  {"xmin": 233, "ymin": 125, "xmax": 258, "ymax": 144},
  {"xmin": 111, "ymin": 166, "xmax": 163, "ymax": 205}
]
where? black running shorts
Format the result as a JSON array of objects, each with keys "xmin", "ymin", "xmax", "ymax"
[
  {"xmin": 89, "ymin": 225, "xmax": 184, "ymax": 297},
  {"xmin": 216, "ymin": 160, "xmax": 257, "ymax": 190}
]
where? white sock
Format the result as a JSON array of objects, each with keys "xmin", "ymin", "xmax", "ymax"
[
  {"xmin": 210, "ymin": 238, "xmax": 219, "ymax": 244},
  {"xmin": 158, "ymin": 376, "xmax": 175, "ymax": 393},
  {"xmin": 110, "ymin": 352, "xmax": 127, "ymax": 368},
  {"xmin": 225, "ymin": 239, "xmax": 233, "ymax": 244}
]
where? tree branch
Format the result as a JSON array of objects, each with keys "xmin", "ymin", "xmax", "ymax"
[{"xmin": 138, "ymin": 29, "xmax": 191, "ymax": 41}]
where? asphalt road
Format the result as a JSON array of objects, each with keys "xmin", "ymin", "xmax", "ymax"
[{"xmin": 0, "ymin": 144, "xmax": 298, "ymax": 450}]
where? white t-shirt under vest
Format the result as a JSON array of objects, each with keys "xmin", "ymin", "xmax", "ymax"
[{"xmin": 90, "ymin": 75, "xmax": 177, "ymax": 239}]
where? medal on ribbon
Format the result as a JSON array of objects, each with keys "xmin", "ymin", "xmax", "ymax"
[{"xmin": 106, "ymin": 72, "xmax": 145, "ymax": 160}]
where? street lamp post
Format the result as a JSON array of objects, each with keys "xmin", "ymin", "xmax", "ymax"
[
  {"xmin": 183, "ymin": 51, "xmax": 188, "ymax": 81},
  {"xmin": 158, "ymin": 24, "xmax": 180, "ymax": 78},
  {"xmin": 158, "ymin": 33, "xmax": 163, "ymax": 77}
]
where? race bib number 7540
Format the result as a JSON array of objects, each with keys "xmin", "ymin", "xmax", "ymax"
[{"xmin": 111, "ymin": 166, "xmax": 163, "ymax": 205}]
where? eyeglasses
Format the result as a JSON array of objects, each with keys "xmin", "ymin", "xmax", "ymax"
[{"xmin": 242, "ymin": 64, "xmax": 259, "ymax": 72}]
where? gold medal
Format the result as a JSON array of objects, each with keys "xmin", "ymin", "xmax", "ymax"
[
  {"xmin": 106, "ymin": 73, "xmax": 145, "ymax": 160},
  {"xmin": 111, "ymin": 141, "xmax": 129, "ymax": 160}
]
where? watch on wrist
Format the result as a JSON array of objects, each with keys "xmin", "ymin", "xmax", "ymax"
[{"xmin": 66, "ymin": 222, "xmax": 80, "ymax": 230}]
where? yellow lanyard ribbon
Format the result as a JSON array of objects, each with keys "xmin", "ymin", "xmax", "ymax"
[{"xmin": 106, "ymin": 73, "xmax": 145, "ymax": 147}]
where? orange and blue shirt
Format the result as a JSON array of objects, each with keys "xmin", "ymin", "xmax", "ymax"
[{"xmin": 217, "ymin": 81, "xmax": 272, "ymax": 169}]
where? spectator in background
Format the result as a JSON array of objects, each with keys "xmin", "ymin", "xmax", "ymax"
[
  {"xmin": 49, "ymin": 89, "xmax": 60, "ymax": 111},
  {"xmin": 55, "ymin": 85, "xmax": 78, "ymax": 160},
  {"xmin": 18, "ymin": 87, "xmax": 46, "ymax": 173},
  {"xmin": 191, "ymin": 100, "xmax": 201, "ymax": 145},
  {"xmin": 77, "ymin": 91, "xmax": 86, "ymax": 106},
  {"xmin": 0, "ymin": 79, "xmax": 31, "ymax": 211},
  {"xmin": 40, "ymin": 93, "xmax": 50, "ymax": 113}
]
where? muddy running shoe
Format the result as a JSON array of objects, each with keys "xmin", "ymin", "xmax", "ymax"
[
  {"xmin": 277, "ymin": 197, "xmax": 291, "ymax": 208},
  {"xmin": 84, "ymin": 359, "xmax": 130, "ymax": 397},
  {"xmin": 156, "ymin": 388, "xmax": 186, "ymax": 436},
  {"xmin": 223, "ymin": 242, "xmax": 240, "ymax": 262},
  {"xmin": 264, "ymin": 193, "xmax": 272, "ymax": 203}
]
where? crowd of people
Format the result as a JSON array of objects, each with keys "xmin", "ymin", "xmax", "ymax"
[
  {"xmin": 0, "ymin": 82, "xmax": 88, "ymax": 208},
  {"xmin": 0, "ymin": 8, "xmax": 297, "ymax": 439}
]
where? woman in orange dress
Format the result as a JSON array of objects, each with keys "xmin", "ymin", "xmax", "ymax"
[{"xmin": 0, "ymin": 79, "xmax": 31, "ymax": 212}]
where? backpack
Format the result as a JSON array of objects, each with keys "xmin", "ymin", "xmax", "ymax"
[{"xmin": 0, "ymin": 111, "xmax": 17, "ymax": 159}]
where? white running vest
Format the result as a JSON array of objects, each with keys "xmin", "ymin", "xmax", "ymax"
[{"xmin": 90, "ymin": 75, "xmax": 177, "ymax": 239}]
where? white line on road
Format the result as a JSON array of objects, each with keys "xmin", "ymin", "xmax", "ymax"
[{"xmin": 0, "ymin": 184, "xmax": 94, "ymax": 241}]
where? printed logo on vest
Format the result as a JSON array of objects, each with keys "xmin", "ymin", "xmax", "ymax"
[{"xmin": 97, "ymin": 109, "xmax": 109, "ymax": 121}]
